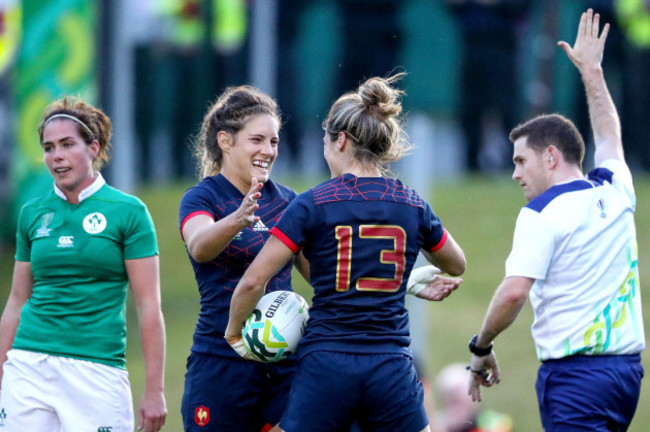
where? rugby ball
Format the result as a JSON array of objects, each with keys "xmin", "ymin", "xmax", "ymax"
[{"xmin": 242, "ymin": 290, "xmax": 309, "ymax": 362}]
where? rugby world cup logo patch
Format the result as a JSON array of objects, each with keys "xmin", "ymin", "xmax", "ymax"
[
  {"xmin": 36, "ymin": 212, "xmax": 54, "ymax": 237},
  {"xmin": 83, "ymin": 212, "xmax": 107, "ymax": 234}
]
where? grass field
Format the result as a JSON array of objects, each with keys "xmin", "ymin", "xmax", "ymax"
[{"xmin": 1, "ymin": 173, "xmax": 648, "ymax": 431}]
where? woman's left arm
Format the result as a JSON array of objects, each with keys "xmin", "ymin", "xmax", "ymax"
[{"xmin": 125, "ymin": 256, "xmax": 167, "ymax": 432}]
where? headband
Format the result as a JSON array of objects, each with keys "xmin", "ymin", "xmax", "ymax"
[{"xmin": 44, "ymin": 113, "xmax": 96, "ymax": 140}]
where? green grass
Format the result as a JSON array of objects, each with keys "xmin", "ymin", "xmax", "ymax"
[{"xmin": 2, "ymin": 174, "xmax": 649, "ymax": 431}]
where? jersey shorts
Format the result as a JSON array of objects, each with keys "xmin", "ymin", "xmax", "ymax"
[
  {"xmin": 181, "ymin": 352, "xmax": 296, "ymax": 431},
  {"xmin": 280, "ymin": 351, "xmax": 428, "ymax": 432},
  {"xmin": 0, "ymin": 349, "xmax": 133, "ymax": 432},
  {"xmin": 536, "ymin": 354, "xmax": 643, "ymax": 431}
]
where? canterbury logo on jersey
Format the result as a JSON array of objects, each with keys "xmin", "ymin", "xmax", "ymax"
[
  {"xmin": 253, "ymin": 220, "xmax": 269, "ymax": 232},
  {"xmin": 57, "ymin": 236, "xmax": 74, "ymax": 248},
  {"xmin": 97, "ymin": 427, "xmax": 113, "ymax": 432}
]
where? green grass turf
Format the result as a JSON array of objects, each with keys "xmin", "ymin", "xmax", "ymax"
[{"xmin": 2, "ymin": 174, "xmax": 648, "ymax": 431}]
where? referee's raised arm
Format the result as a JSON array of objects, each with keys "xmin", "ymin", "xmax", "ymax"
[{"xmin": 558, "ymin": 8, "xmax": 624, "ymax": 166}]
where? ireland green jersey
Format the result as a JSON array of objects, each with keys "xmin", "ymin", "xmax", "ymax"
[{"xmin": 13, "ymin": 176, "xmax": 158, "ymax": 369}]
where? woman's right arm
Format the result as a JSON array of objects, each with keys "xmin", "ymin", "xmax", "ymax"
[
  {"xmin": 0, "ymin": 261, "xmax": 34, "ymax": 387},
  {"xmin": 183, "ymin": 180, "xmax": 263, "ymax": 263},
  {"xmin": 183, "ymin": 213, "xmax": 248, "ymax": 263}
]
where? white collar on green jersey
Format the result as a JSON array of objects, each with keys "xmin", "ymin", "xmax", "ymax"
[{"xmin": 54, "ymin": 172, "xmax": 106, "ymax": 203}]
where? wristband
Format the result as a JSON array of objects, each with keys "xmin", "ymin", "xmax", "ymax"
[{"xmin": 469, "ymin": 334, "xmax": 493, "ymax": 356}]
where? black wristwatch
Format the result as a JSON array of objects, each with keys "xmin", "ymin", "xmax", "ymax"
[{"xmin": 469, "ymin": 334, "xmax": 493, "ymax": 356}]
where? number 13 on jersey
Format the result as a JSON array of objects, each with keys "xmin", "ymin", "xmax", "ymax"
[{"xmin": 335, "ymin": 225, "xmax": 407, "ymax": 292}]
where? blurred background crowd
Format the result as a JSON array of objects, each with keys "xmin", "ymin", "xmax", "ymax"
[{"xmin": 1, "ymin": 0, "xmax": 650, "ymax": 241}]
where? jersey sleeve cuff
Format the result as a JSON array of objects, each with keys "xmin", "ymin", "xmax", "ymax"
[
  {"xmin": 430, "ymin": 228, "xmax": 448, "ymax": 252},
  {"xmin": 180, "ymin": 211, "xmax": 214, "ymax": 240},
  {"xmin": 270, "ymin": 226, "xmax": 299, "ymax": 254}
]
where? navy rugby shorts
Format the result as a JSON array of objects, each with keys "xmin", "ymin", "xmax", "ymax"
[
  {"xmin": 281, "ymin": 351, "xmax": 428, "ymax": 432},
  {"xmin": 181, "ymin": 352, "xmax": 296, "ymax": 431},
  {"xmin": 536, "ymin": 354, "xmax": 643, "ymax": 431}
]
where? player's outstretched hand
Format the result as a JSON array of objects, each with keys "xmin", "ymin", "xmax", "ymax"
[
  {"xmin": 236, "ymin": 177, "xmax": 263, "ymax": 227},
  {"xmin": 138, "ymin": 390, "xmax": 167, "ymax": 432},
  {"xmin": 557, "ymin": 8, "xmax": 609, "ymax": 74},
  {"xmin": 415, "ymin": 275, "xmax": 463, "ymax": 301},
  {"xmin": 407, "ymin": 265, "xmax": 440, "ymax": 296},
  {"xmin": 467, "ymin": 351, "xmax": 500, "ymax": 402},
  {"xmin": 407, "ymin": 265, "xmax": 462, "ymax": 301}
]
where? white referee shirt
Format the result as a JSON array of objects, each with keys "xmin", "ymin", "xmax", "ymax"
[{"xmin": 506, "ymin": 159, "xmax": 645, "ymax": 361}]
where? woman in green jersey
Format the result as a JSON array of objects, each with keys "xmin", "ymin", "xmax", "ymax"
[{"xmin": 0, "ymin": 97, "xmax": 167, "ymax": 432}]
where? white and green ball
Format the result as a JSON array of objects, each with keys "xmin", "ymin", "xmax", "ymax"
[{"xmin": 242, "ymin": 290, "xmax": 310, "ymax": 362}]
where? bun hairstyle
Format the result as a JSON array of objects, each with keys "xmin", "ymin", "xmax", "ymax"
[
  {"xmin": 38, "ymin": 96, "xmax": 112, "ymax": 170},
  {"xmin": 323, "ymin": 72, "xmax": 411, "ymax": 174},
  {"xmin": 194, "ymin": 85, "xmax": 282, "ymax": 179}
]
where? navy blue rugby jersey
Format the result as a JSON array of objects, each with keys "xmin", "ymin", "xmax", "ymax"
[
  {"xmin": 270, "ymin": 174, "xmax": 448, "ymax": 357},
  {"xmin": 179, "ymin": 174, "xmax": 298, "ymax": 358}
]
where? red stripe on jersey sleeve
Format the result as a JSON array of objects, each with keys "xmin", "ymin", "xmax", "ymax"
[
  {"xmin": 180, "ymin": 211, "xmax": 215, "ymax": 241},
  {"xmin": 430, "ymin": 228, "xmax": 448, "ymax": 252},
  {"xmin": 270, "ymin": 226, "xmax": 300, "ymax": 254}
]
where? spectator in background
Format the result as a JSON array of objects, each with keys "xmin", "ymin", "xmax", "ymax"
[
  {"xmin": 615, "ymin": 0, "xmax": 650, "ymax": 170},
  {"xmin": 134, "ymin": 0, "xmax": 250, "ymax": 183},
  {"xmin": 431, "ymin": 363, "xmax": 513, "ymax": 432},
  {"xmin": 446, "ymin": 0, "xmax": 531, "ymax": 172},
  {"xmin": 133, "ymin": 0, "xmax": 211, "ymax": 182},
  {"xmin": 335, "ymin": 0, "xmax": 403, "ymax": 94},
  {"xmin": 0, "ymin": 0, "xmax": 21, "ymax": 245},
  {"xmin": 275, "ymin": 0, "xmax": 403, "ymax": 181},
  {"xmin": 275, "ymin": 0, "xmax": 311, "ymax": 174}
]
